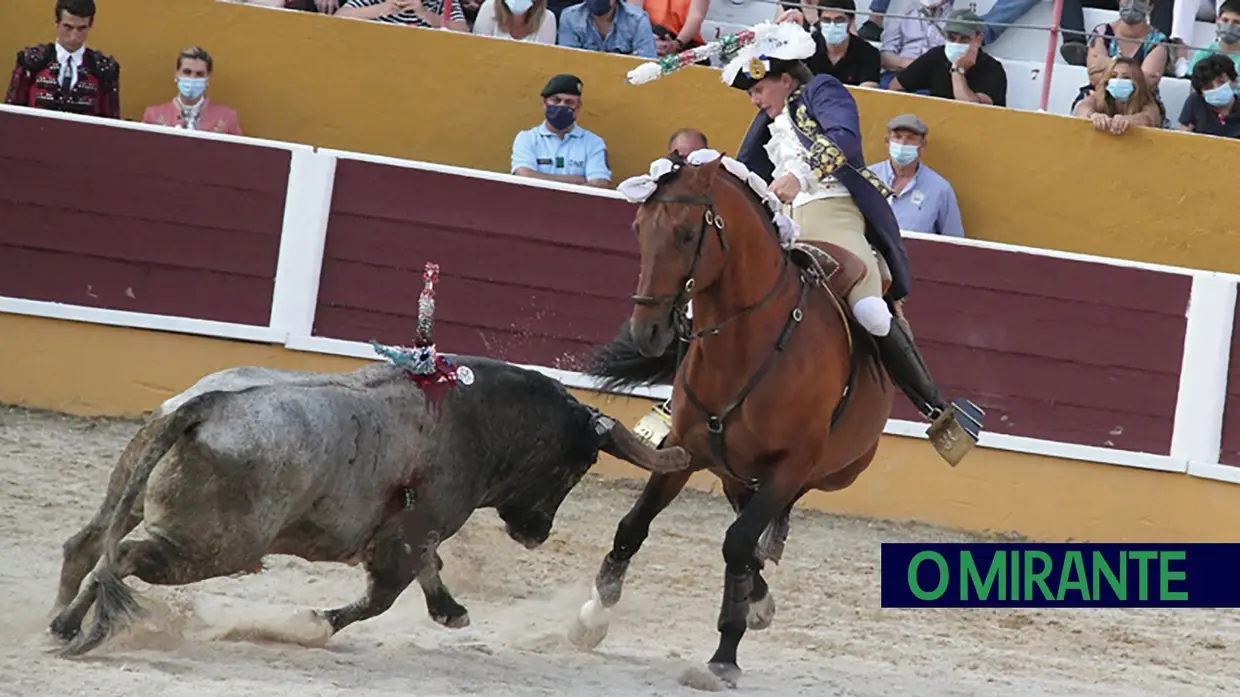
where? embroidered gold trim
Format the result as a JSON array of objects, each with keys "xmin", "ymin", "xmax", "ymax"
[{"xmin": 785, "ymin": 87, "xmax": 895, "ymax": 200}]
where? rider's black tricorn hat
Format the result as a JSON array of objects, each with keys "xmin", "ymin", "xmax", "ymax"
[{"xmin": 721, "ymin": 22, "xmax": 818, "ymax": 91}]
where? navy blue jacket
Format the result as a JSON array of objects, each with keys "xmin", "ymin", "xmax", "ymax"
[{"xmin": 736, "ymin": 74, "xmax": 912, "ymax": 300}]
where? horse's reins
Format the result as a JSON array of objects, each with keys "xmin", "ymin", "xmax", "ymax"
[{"xmin": 631, "ymin": 178, "xmax": 809, "ymax": 489}]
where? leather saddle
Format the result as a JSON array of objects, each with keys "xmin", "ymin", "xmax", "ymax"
[{"xmin": 788, "ymin": 241, "xmax": 890, "ymax": 303}]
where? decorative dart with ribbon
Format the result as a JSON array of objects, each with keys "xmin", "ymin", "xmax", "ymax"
[
  {"xmin": 625, "ymin": 20, "xmax": 786, "ymax": 85},
  {"xmin": 370, "ymin": 261, "xmax": 473, "ymax": 392}
]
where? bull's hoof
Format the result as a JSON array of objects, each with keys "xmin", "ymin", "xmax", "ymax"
[
  {"xmin": 746, "ymin": 591, "xmax": 775, "ymax": 631},
  {"xmin": 47, "ymin": 613, "xmax": 79, "ymax": 643},
  {"xmin": 432, "ymin": 610, "xmax": 471, "ymax": 629},
  {"xmin": 707, "ymin": 661, "xmax": 742, "ymax": 689},
  {"xmin": 566, "ymin": 586, "xmax": 611, "ymax": 651}
]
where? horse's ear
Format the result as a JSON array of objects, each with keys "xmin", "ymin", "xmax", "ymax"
[{"xmin": 697, "ymin": 155, "xmax": 725, "ymax": 178}]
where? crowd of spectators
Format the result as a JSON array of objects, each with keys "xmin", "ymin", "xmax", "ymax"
[{"xmin": 7, "ymin": 0, "xmax": 1240, "ymax": 242}]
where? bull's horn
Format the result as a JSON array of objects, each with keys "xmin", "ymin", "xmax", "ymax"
[{"xmin": 601, "ymin": 416, "xmax": 691, "ymax": 474}]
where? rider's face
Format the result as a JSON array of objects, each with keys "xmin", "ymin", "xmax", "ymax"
[{"xmin": 747, "ymin": 74, "xmax": 795, "ymax": 118}]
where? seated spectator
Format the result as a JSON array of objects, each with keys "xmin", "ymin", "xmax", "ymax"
[
  {"xmin": 879, "ymin": 0, "xmax": 954, "ymax": 89},
  {"xmin": 1188, "ymin": 0, "xmax": 1240, "ymax": 74},
  {"xmin": 558, "ymin": 0, "xmax": 657, "ymax": 57},
  {"xmin": 866, "ymin": 114, "xmax": 964, "ymax": 238},
  {"xmin": 667, "ymin": 127, "xmax": 707, "ymax": 156},
  {"xmin": 633, "ymin": 0, "xmax": 708, "ymax": 55},
  {"xmin": 511, "ymin": 74, "xmax": 611, "ymax": 188},
  {"xmin": 777, "ymin": 1, "xmax": 880, "ymax": 88},
  {"xmin": 890, "ymin": 10, "xmax": 1007, "ymax": 106},
  {"xmin": 1178, "ymin": 53, "xmax": 1240, "ymax": 137},
  {"xmin": 141, "ymin": 47, "xmax": 242, "ymax": 135},
  {"xmin": 1072, "ymin": 56, "xmax": 1161, "ymax": 134},
  {"xmin": 336, "ymin": 0, "xmax": 469, "ymax": 31},
  {"xmin": 1086, "ymin": 0, "xmax": 1169, "ymax": 91},
  {"xmin": 472, "ymin": 0, "xmax": 557, "ymax": 43},
  {"xmin": 4, "ymin": 0, "xmax": 119, "ymax": 119}
]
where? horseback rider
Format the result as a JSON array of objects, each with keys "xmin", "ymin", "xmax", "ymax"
[{"xmin": 633, "ymin": 19, "xmax": 983, "ymax": 464}]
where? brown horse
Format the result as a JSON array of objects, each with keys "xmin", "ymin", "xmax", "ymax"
[{"xmin": 566, "ymin": 153, "xmax": 911, "ymax": 687}]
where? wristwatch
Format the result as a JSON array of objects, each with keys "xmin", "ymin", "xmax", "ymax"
[{"xmin": 951, "ymin": 66, "xmax": 966, "ymax": 75}]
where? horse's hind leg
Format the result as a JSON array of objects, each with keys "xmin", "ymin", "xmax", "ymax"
[
  {"xmin": 708, "ymin": 476, "xmax": 803, "ymax": 688},
  {"xmin": 568, "ymin": 469, "xmax": 692, "ymax": 651},
  {"xmin": 417, "ymin": 551, "xmax": 470, "ymax": 629}
]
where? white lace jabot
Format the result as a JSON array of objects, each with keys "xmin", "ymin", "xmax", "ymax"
[{"xmin": 764, "ymin": 111, "xmax": 848, "ymax": 208}]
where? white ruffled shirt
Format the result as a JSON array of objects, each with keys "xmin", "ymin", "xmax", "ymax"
[{"xmin": 764, "ymin": 110, "xmax": 848, "ymax": 208}]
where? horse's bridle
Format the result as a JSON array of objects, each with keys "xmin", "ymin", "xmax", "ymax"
[{"xmin": 631, "ymin": 177, "xmax": 808, "ymax": 488}]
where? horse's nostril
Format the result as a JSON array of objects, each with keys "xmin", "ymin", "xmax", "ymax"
[{"xmin": 648, "ymin": 323, "xmax": 659, "ymax": 345}]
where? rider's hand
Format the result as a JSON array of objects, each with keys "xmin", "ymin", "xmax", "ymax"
[
  {"xmin": 769, "ymin": 174, "xmax": 802, "ymax": 204},
  {"xmin": 774, "ymin": 9, "xmax": 805, "ymax": 24}
]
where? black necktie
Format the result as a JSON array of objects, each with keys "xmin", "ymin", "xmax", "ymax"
[{"xmin": 61, "ymin": 58, "xmax": 72, "ymax": 93}]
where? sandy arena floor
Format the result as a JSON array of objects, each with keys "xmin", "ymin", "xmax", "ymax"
[{"xmin": 1, "ymin": 404, "xmax": 1237, "ymax": 696}]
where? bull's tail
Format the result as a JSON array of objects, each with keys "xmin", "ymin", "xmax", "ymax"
[
  {"xmin": 587, "ymin": 320, "xmax": 683, "ymax": 393},
  {"xmin": 60, "ymin": 390, "xmax": 225, "ymax": 658}
]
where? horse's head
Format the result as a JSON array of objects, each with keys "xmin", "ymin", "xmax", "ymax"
[{"xmin": 628, "ymin": 153, "xmax": 728, "ymax": 357}]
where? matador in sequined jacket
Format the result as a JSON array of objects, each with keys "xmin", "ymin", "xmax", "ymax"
[
  {"xmin": 735, "ymin": 74, "xmax": 911, "ymax": 301},
  {"xmin": 5, "ymin": 43, "xmax": 120, "ymax": 119}
]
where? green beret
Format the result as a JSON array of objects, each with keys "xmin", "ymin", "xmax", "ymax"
[{"xmin": 541, "ymin": 73, "xmax": 583, "ymax": 98}]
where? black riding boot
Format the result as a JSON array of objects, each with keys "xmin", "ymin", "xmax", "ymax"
[{"xmin": 875, "ymin": 316, "xmax": 948, "ymax": 421}]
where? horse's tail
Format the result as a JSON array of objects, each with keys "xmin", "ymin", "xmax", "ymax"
[
  {"xmin": 587, "ymin": 320, "xmax": 683, "ymax": 393},
  {"xmin": 59, "ymin": 390, "xmax": 225, "ymax": 658}
]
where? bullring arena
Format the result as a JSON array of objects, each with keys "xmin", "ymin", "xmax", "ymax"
[
  {"xmin": 6, "ymin": 0, "xmax": 1240, "ymax": 694},
  {"xmin": 1, "ymin": 403, "xmax": 1238, "ymax": 697}
]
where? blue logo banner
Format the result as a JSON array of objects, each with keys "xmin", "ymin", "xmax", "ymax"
[{"xmin": 879, "ymin": 543, "xmax": 1240, "ymax": 608}]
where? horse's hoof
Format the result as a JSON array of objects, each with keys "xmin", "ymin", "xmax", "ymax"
[
  {"xmin": 566, "ymin": 614, "xmax": 609, "ymax": 651},
  {"xmin": 707, "ymin": 661, "xmax": 742, "ymax": 689},
  {"xmin": 47, "ymin": 614, "xmax": 79, "ymax": 643},
  {"xmin": 746, "ymin": 591, "xmax": 776, "ymax": 631},
  {"xmin": 433, "ymin": 610, "xmax": 471, "ymax": 629}
]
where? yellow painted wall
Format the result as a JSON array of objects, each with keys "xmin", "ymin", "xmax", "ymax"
[
  {"xmin": 4, "ymin": 0, "xmax": 1239, "ymax": 274},
  {"xmin": 3, "ymin": 311, "xmax": 1237, "ymax": 544}
]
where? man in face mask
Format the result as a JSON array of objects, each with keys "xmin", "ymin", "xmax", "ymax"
[
  {"xmin": 778, "ymin": 0, "xmax": 881, "ymax": 88},
  {"xmin": 866, "ymin": 114, "xmax": 964, "ymax": 238},
  {"xmin": 877, "ymin": 0, "xmax": 954, "ymax": 88},
  {"xmin": 556, "ymin": 0, "xmax": 657, "ymax": 58},
  {"xmin": 889, "ymin": 9, "xmax": 1007, "ymax": 106},
  {"xmin": 1178, "ymin": 52, "xmax": 1240, "ymax": 139},
  {"xmin": 140, "ymin": 46, "xmax": 242, "ymax": 135},
  {"xmin": 1187, "ymin": 0, "xmax": 1240, "ymax": 76},
  {"xmin": 511, "ymin": 74, "xmax": 612, "ymax": 188}
]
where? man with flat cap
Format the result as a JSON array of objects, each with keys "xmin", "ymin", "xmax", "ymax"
[
  {"xmin": 723, "ymin": 21, "xmax": 984, "ymax": 460},
  {"xmin": 868, "ymin": 113, "xmax": 965, "ymax": 238},
  {"xmin": 511, "ymin": 73, "xmax": 612, "ymax": 188},
  {"xmin": 888, "ymin": 8, "xmax": 1008, "ymax": 106}
]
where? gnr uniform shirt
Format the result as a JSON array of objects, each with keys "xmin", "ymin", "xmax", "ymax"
[{"xmin": 511, "ymin": 123, "xmax": 612, "ymax": 183}]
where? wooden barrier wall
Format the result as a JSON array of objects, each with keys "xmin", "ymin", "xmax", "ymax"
[{"xmin": 2, "ymin": 104, "xmax": 1238, "ymax": 501}]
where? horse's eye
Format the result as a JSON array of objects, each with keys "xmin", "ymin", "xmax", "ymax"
[{"xmin": 676, "ymin": 225, "xmax": 696, "ymax": 246}]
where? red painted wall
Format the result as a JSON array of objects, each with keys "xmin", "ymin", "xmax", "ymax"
[
  {"xmin": 1217, "ymin": 301, "xmax": 1240, "ymax": 466},
  {"xmin": 0, "ymin": 109, "xmax": 286, "ymax": 325},
  {"xmin": 317, "ymin": 160, "xmax": 1190, "ymax": 454},
  {"xmin": 316, "ymin": 160, "xmax": 640, "ymax": 371}
]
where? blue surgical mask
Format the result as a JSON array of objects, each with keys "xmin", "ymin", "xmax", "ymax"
[
  {"xmin": 504, "ymin": 0, "xmax": 534, "ymax": 13},
  {"xmin": 822, "ymin": 22, "xmax": 849, "ymax": 46},
  {"xmin": 545, "ymin": 104, "xmax": 576, "ymax": 131},
  {"xmin": 889, "ymin": 142, "xmax": 919, "ymax": 166},
  {"xmin": 1105, "ymin": 77, "xmax": 1134, "ymax": 101},
  {"xmin": 943, "ymin": 42, "xmax": 969, "ymax": 64},
  {"xmin": 585, "ymin": 0, "xmax": 612, "ymax": 15},
  {"xmin": 1204, "ymin": 82, "xmax": 1235, "ymax": 108},
  {"xmin": 177, "ymin": 76, "xmax": 207, "ymax": 100},
  {"xmin": 1219, "ymin": 22, "xmax": 1240, "ymax": 45}
]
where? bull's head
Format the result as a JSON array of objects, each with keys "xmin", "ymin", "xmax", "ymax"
[{"xmin": 494, "ymin": 409, "xmax": 690, "ymax": 549}]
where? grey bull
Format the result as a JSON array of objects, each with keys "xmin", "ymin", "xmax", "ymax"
[{"xmin": 49, "ymin": 356, "xmax": 690, "ymax": 657}]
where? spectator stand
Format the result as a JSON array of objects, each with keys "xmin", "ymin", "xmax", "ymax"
[{"xmin": 700, "ymin": 0, "xmax": 1210, "ymax": 117}]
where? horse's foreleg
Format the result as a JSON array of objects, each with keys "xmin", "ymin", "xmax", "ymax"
[
  {"xmin": 708, "ymin": 476, "xmax": 802, "ymax": 688},
  {"xmin": 567, "ymin": 469, "xmax": 692, "ymax": 651}
]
